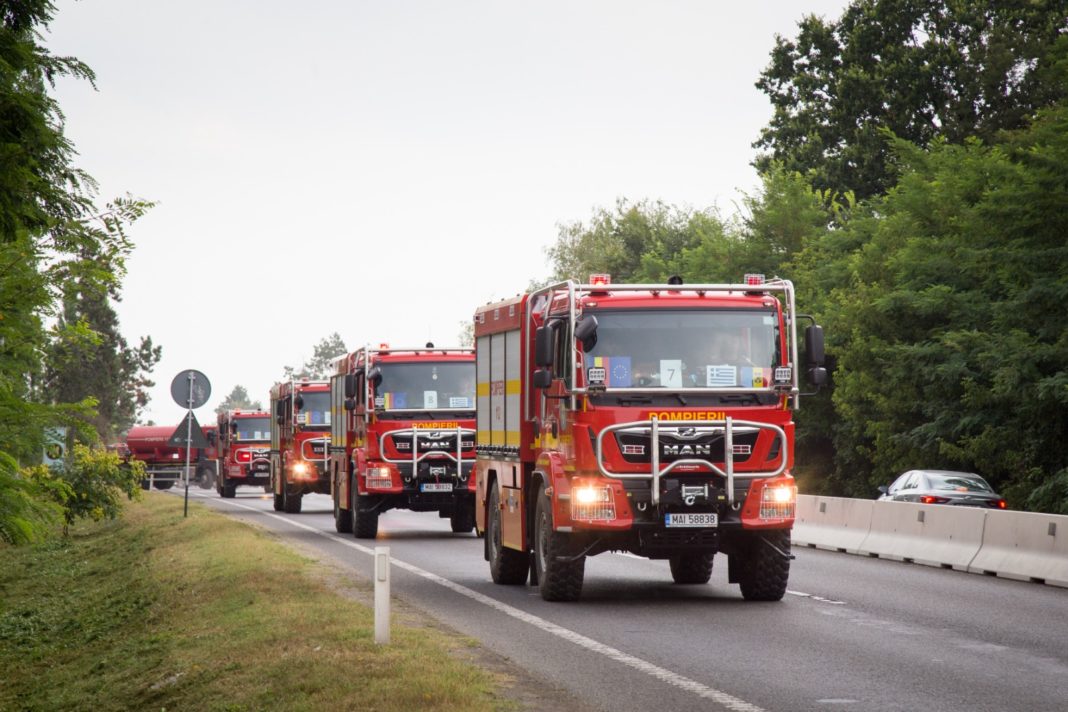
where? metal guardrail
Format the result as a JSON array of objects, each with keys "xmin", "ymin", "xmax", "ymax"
[{"xmin": 595, "ymin": 416, "xmax": 788, "ymax": 506}]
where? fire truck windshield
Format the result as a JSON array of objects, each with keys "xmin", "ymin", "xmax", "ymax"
[
  {"xmin": 234, "ymin": 417, "xmax": 270, "ymax": 441},
  {"xmin": 296, "ymin": 391, "xmax": 330, "ymax": 428},
  {"xmin": 583, "ymin": 309, "xmax": 780, "ymax": 399},
  {"xmin": 375, "ymin": 361, "xmax": 475, "ymax": 411}
]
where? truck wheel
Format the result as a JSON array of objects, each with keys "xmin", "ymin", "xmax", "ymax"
[
  {"xmin": 334, "ymin": 485, "xmax": 353, "ymax": 533},
  {"xmin": 221, "ymin": 478, "xmax": 236, "ymax": 499},
  {"xmin": 487, "ymin": 484, "xmax": 527, "ymax": 585},
  {"xmin": 154, "ymin": 479, "xmax": 174, "ymax": 491},
  {"xmin": 272, "ymin": 489, "xmax": 283, "ymax": 511},
  {"xmin": 534, "ymin": 491, "xmax": 584, "ymax": 601},
  {"xmin": 669, "ymin": 552, "xmax": 714, "ymax": 584},
  {"xmin": 450, "ymin": 501, "xmax": 475, "ymax": 534},
  {"xmin": 196, "ymin": 468, "xmax": 214, "ymax": 490},
  {"xmin": 282, "ymin": 477, "xmax": 303, "ymax": 514},
  {"xmin": 351, "ymin": 481, "xmax": 379, "ymax": 539},
  {"xmin": 737, "ymin": 530, "xmax": 791, "ymax": 602}
]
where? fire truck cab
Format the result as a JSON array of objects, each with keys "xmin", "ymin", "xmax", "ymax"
[
  {"xmin": 474, "ymin": 275, "xmax": 826, "ymax": 601},
  {"xmin": 269, "ymin": 380, "xmax": 332, "ymax": 513},
  {"xmin": 215, "ymin": 409, "xmax": 271, "ymax": 498},
  {"xmin": 330, "ymin": 344, "xmax": 477, "ymax": 538}
]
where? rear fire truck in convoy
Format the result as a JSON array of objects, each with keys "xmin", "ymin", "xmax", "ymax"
[
  {"xmin": 215, "ymin": 409, "xmax": 271, "ymax": 498},
  {"xmin": 269, "ymin": 380, "xmax": 332, "ymax": 513},
  {"xmin": 125, "ymin": 423, "xmax": 218, "ymax": 490},
  {"xmin": 473, "ymin": 274, "xmax": 826, "ymax": 601},
  {"xmin": 330, "ymin": 344, "xmax": 477, "ymax": 538}
]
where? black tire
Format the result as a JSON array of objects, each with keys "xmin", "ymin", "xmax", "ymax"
[
  {"xmin": 221, "ymin": 479, "xmax": 236, "ymax": 499},
  {"xmin": 533, "ymin": 490, "xmax": 584, "ymax": 601},
  {"xmin": 282, "ymin": 474, "xmax": 303, "ymax": 514},
  {"xmin": 487, "ymin": 484, "xmax": 527, "ymax": 585},
  {"xmin": 196, "ymin": 468, "xmax": 214, "ymax": 490},
  {"xmin": 669, "ymin": 552, "xmax": 714, "ymax": 584},
  {"xmin": 334, "ymin": 482, "xmax": 353, "ymax": 534},
  {"xmin": 449, "ymin": 500, "xmax": 475, "ymax": 534},
  {"xmin": 272, "ymin": 489, "xmax": 283, "ymax": 511},
  {"xmin": 351, "ymin": 477, "xmax": 379, "ymax": 539},
  {"xmin": 737, "ymin": 530, "xmax": 791, "ymax": 602},
  {"xmin": 154, "ymin": 479, "xmax": 175, "ymax": 491}
]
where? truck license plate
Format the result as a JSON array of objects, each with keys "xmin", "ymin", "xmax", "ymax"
[
  {"xmin": 665, "ymin": 512, "xmax": 718, "ymax": 528},
  {"xmin": 420, "ymin": 483, "xmax": 453, "ymax": 493}
]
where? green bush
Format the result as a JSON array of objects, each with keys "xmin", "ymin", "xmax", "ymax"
[
  {"xmin": 0, "ymin": 453, "xmax": 63, "ymax": 545},
  {"xmin": 40, "ymin": 445, "xmax": 145, "ymax": 534}
]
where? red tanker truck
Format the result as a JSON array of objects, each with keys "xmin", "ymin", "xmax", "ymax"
[
  {"xmin": 329, "ymin": 344, "xmax": 477, "ymax": 538},
  {"xmin": 473, "ymin": 274, "xmax": 826, "ymax": 601},
  {"xmin": 125, "ymin": 422, "xmax": 218, "ymax": 490},
  {"xmin": 215, "ymin": 409, "xmax": 271, "ymax": 498},
  {"xmin": 269, "ymin": 379, "xmax": 332, "ymax": 513}
]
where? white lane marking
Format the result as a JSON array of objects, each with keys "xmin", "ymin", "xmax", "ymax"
[
  {"xmin": 190, "ymin": 493, "xmax": 768, "ymax": 712},
  {"xmin": 787, "ymin": 590, "xmax": 846, "ymax": 605}
]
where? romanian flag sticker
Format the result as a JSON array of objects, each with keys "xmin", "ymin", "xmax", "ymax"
[{"xmin": 592, "ymin": 356, "xmax": 632, "ymax": 387}]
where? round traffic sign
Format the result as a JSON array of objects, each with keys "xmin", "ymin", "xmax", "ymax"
[{"xmin": 170, "ymin": 369, "xmax": 211, "ymax": 409}]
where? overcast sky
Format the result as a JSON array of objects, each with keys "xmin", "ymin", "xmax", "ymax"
[{"xmin": 47, "ymin": 0, "xmax": 847, "ymax": 429}]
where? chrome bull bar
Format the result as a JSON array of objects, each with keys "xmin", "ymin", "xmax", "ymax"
[
  {"xmin": 378, "ymin": 426, "xmax": 476, "ymax": 471},
  {"xmin": 594, "ymin": 416, "xmax": 788, "ymax": 506},
  {"xmin": 300, "ymin": 437, "xmax": 331, "ymax": 462}
]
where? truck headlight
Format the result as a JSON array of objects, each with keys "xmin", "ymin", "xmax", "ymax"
[
  {"xmin": 759, "ymin": 482, "xmax": 796, "ymax": 519},
  {"xmin": 571, "ymin": 484, "xmax": 615, "ymax": 521},
  {"xmin": 366, "ymin": 466, "xmax": 393, "ymax": 489}
]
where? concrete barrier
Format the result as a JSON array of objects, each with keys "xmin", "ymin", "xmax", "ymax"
[
  {"xmin": 967, "ymin": 510, "xmax": 1068, "ymax": 588},
  {"xmin": 792, "ymin": 495, "xmax": 873, "ymax": 554},
  {"xmin": 855, "ymin": 500, "xmax": 987, "ymax": 570}
]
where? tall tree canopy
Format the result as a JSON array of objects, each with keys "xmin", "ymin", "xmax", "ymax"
[
  {"xmin": 283, "ymin": 333, "xmax": 348, "ymax": 380},
  {"xmin": 215, "ymin": 385, "xmax": 263, "ymax": 415},
  {"xmin": 787, "ymin": 104, "xmax": 1068, "ymax": 511},
  {"xmin": 754, "ymin": 0, "xmax": 1068, "ymax": 200}
]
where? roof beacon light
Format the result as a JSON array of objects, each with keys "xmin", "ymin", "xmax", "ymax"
[
  {"xmin": 589, "ymin": 273, "xmax": 611, "ymax": 286},
  {"xmin": 744, "ymin": 273, "xmax": 765, "ymax": 286}
]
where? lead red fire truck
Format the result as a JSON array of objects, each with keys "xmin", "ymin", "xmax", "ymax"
[
  {"xmin": 329, "ymin": 344, "xmax": 477, "ymax": 538},
  {"xmin": 269, "ymin": 380, "xmax": 332, "ymax": 513},
  {"xmin": 215, "ymin": 409, "xmax": 271, "ymax": 498},
  {"xmin": 473, "ymin": 274, "xmax": 826, "ymax": 601}
]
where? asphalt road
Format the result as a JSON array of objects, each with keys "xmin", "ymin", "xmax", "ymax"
[{"xmin": 174, "ymin": 487, "xmax": 1068, "ymax": 712}]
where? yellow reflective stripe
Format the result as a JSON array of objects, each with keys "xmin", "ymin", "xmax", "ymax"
[{"xmin": 477, "ymin": 382, "xmax": 491, "ymax": 396}]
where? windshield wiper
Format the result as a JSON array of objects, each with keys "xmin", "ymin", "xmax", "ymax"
[
  {"xmin": 717, "ymin": 394, "xmax": 761, "ymax": 405},
  {"xmin": 675, "ymin": 393, "xmax": 688, "ymax": 406},
  {"xmin": 616, "ymin": 396, "xmax": 653, "ymax": 406}
]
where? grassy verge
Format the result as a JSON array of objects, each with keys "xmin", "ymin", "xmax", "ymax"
[{"xmin": 0, "ymin": 494, "xmax": 511, "ymax": 711}]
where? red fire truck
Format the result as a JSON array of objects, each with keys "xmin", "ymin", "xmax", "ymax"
[
  {"xmin": 329, "ymin": 344, "xmax": 477, "ymax": 538},
  {"xmin": 473, "ymin": 274, "xmax": 826, "ymax": 601},
  {"xmin": 269, "ymin": 379, "xmax": 332, "ymax": 513},
  {"xmin": 125, "ymin": 422, "xmax": 218, "ymax": 490},
  {"xmin": 215, "ymin": 409, "xmax": 272, "ymax": 498}
]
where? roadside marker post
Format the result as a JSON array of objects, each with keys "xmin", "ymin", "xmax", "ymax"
[{"xmin": 375, "ymin": 546, "xmax": 391, "ymax": 644}]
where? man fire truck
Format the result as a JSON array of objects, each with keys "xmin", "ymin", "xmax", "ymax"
[
  {"xmin": 329, "ymin": 344, "xmax": 477, "ymax": 538},
  {"xmin": 215, "ymin": 409, "xmax": 271, "ymax": 498},
  {"xmin": 269, "ymin": 380, "xmax": 332, "ymax": 513},
  {"xmin": 473, "ymin": 274, "xmax": 826, "ymax": 601},
  {"xmin": 125, "ymin": 423, "xmax": 218, "ymax": 490}
]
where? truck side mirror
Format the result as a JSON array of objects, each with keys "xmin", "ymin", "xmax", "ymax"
[
  {"xmin": 295, "ymin": 394, "xmax": 304, "ymax": 410},
  {"xmin": 230, "ymin": 421, "xmax": 238, "ymax": 434},
  {"xmin": 344, "ymin": 374, "xmax": 357, "ymax": 399},
  {"xmin": 344, "ymin": 397, "xmax": 356, "ymax": 411},
  {"xmin": 534, "ymin": 326, "xmax": 554, "ymax": 368},
  {"xmin": 367, "ymin": 366, "xmax": 382, "ymax": 389},
  {"xmin": 808, "ymin": 366, "xmax": 828, "ymax": 386},
  {"xmin": 804, "ymin": 324, "xmax": 825, "ymax": 367},
  {"xmin": 275, "ymin": 400, "xmax": 285, "ymax": 417},
  {"xmin": 574, "ymin": 314, "xmax": 598, "ymax": 351},
  {"xmin": 532, "ymin": 368, "xmax": 552, "ymax": 389}
]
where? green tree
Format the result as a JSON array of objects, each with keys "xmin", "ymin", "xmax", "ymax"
[
  {"xmin": 754, "ymin": 1, "xmax": 1068, "ymax": 200},
  {"xmin": 215, "ymin": 385, "xmax": 263, "ymax": 415},
  {"xmin": 0, "ymin": 453, "xmax": 61, "ymax": 545},
  {"xmin": 789, "ymin": 105, "xmax": 1068, "ymax": 512},
  {"xmin": 35, "ymin": 444, "xmax": 144, "ymax": 535},
  {"xmin": 283, "ymin": 332, "xmax": 348, "ymax": 380}
]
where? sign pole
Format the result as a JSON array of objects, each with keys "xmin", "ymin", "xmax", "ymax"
[{"xmin": 184, "ymin": 371, "xmax": 194, "ymax": 518}]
